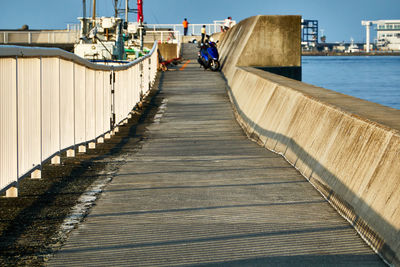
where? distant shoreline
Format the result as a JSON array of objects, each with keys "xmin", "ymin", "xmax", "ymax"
[{"xmin": 302, "ymin": 51, "xmax": 400, "ymax": 56}]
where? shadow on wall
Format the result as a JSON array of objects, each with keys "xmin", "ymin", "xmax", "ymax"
[
  {"xmin": 226, "ymin": 80, "xmax": 399, "ymax": 265},
  {"xmin": 256, "ymin": 67, "xmax": 302, "ymax": 81}
]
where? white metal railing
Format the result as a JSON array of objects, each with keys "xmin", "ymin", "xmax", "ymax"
[
  {"xmin": 0, "ymin": 31, "xmax": 80, "ymax": 45},
  {"xmin": 146, "ymin": 20, "xmax": 236, "ymax": 36},
  {"xmin": 145, "ymin": 30, "xmax": 181, "ymax": 44},
  {"xmin": 67, "ymin": 24, "xmax": 81, "ymax": 32},
  {"xmin": 0, "ymin": 42, "xmax": 158, "ymax": 195}
]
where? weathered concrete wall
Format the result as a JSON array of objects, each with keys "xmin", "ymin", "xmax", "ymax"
[
  {"xmin": 219, "ymin": 15, "xmax": 301, "ymax": 81},
  {"xmin": 219, "ymin": 15, "xmax": 400, "ymax": 265},
  {"xmin": 157, "ymin": 43, "xmax": 179, "ymax": 60}
]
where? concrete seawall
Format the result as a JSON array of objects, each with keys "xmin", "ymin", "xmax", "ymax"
[{"xmin": 218, "ymin": 15, "xmax": 400, "ymax": 265}]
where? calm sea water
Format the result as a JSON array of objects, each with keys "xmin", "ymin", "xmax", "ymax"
[{"xmin": 302, "ymin": 56, "xmax": 400, "ymax": 110}]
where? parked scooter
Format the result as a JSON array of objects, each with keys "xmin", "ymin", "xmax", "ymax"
[{"xmin": 197, "ymin": 38, "xmax": 220, "ymax": 71}]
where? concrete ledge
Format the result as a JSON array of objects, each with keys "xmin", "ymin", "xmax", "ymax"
[
  {"xmin": 225, "ymin": 66, "xmax": 400, "ymax": 265},
  {"xmin": 220, "ymin": 15, "xmax": 400, "ymax": 265}
]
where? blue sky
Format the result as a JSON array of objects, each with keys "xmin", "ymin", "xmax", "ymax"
[{"xmin": 0, "ymin": 0, "xmax": 399, "ymax": 43}]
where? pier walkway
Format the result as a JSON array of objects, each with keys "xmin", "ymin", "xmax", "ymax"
[{"xmin": 49, "ymin": 44, "xmax": 384, "ymax": 266}]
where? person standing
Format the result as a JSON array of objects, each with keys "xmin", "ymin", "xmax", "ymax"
[
  {"xmin": 223, "ymin": 16, "xmax": 232, "ymax": 32},
  {"xmin": 183, "ymin": 18, "xmax": 189, "ymax": 36},
  {"xmin": 201, "ymin": 25, "xmax": 206, "ymax": 44}
]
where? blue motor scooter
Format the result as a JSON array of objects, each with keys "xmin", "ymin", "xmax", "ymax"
[{"xmin": 198, "ymin": 39, "xmax": 220, "ymax": 71}]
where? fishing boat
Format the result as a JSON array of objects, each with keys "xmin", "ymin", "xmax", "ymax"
[
  {"xmin": 345, "ymin": 38, "xmax": 360, "ymax": 53},
  {"xmin": 74, "ymin": 0, "xmax": 145, "ymax": 63}
]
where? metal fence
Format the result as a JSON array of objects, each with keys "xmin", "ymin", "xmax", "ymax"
[
  {"xmin": 147, "ymin": 20, "xmax": 236, "ymax": 36},
  {"xmin": 0, "ymin": 42, "xmax": 158, "ymax": 195}
]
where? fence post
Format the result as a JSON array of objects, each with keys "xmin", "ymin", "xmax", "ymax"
[
  {"xmin": 40, "ymin": 57, "xmax": 43, "ymax": 176},
  {"xmin": 11, "ymin": 56, "xmax": 20, "ymax": 197},
  {"xmin": 148, "ymin": 58, "xmax": 151, "ymax": 89},
  {"xmin": 58, "ymin": 58, "xmax": 62, "ymax": 155},
  {"xmin": 51, "ymin": 58, "xmax": 61, "ymax": 165},
  {"xmin": 32, "ymin": 57, "xmax": 44, "ymax": 179},
  {"xmin": 89, "ymin": 69, "xmax": 96, "ymax": 149},
  {"xmin": 110, "ymin": 68, "xmax": 116, "ymax": 131},
  {"xmin": 73, "ymin": 63, "xmax": 76, "ymax": 150}
]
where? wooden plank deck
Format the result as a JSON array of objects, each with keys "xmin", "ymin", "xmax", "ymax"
[{"xmin": 48, "ymin": 44, "xmax": 384, "ymax": 266}]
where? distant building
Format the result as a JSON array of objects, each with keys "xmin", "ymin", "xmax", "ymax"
[
  {"xmin": 362, "ymin": 20, "xmax": 400, "ymax": 52},
  {"xmin": 376, "ymin": 20, "xmax": 400, "ymax": 50},
  {"xmin": 301, "ymin": 19, "xmax": 318, "ymax": 48}
]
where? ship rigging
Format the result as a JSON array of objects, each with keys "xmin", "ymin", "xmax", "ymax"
[{"xmin": 75, "ymin": 0, "xmax": 145, "ymax": 62}]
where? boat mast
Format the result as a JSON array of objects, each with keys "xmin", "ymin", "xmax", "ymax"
[
  {"xmin": 82, "ymin": 0, "xmax": 87, "ymax": 36},
  {"xmin": 114, "ymin": 0, "xmax": 119, "ymax": 18},
  {"xmin": 125, "ymin": 0, "xmax": 129, "ymax": 24},
  {"xmin": 92, "ymin": 0, "xmax": 96, "ymax": 27},
  {"xmin": 92, "ymin": 0, "xmax": 96, "ymax": 43}
]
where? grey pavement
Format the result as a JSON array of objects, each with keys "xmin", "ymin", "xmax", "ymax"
[{"xmin": 48, "ymin": 44, "xmax": 385, "ymax": 266}]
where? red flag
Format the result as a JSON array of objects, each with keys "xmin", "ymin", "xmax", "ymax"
[{"xmin": 137, "ymin": 0, "xmax": 143, "ymax": 23}]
